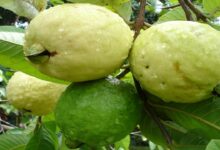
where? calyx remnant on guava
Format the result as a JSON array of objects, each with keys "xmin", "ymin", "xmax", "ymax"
[
  {"xmin": 130, "ymin": 21, "xmax": 220, "ymax": 103},
  {"xmin": 55, "ymin": 78, "xmax": 143, "ymax": 147},
  {"xmin": 6, "ymin": 72, "xmax": 67, "ymax": 115},
  {"xmin": 24, "ymin": 3, "xmax": 133, "ymax": 82}
]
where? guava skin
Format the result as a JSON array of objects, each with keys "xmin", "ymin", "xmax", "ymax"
[
  {"xmin": 6, "ymin": 72, "xmax": 67, "ymax": 115},
  {"xmin": 55, "ymin": 78, "xmax": 143, "ymax": 147},
  {"xmin": 130, "ymin": 21, "xmax": 220, "ymax": 103},
  {"xmin": 24, "ymin": 4, "xmax": 133, "ymax": 82}
]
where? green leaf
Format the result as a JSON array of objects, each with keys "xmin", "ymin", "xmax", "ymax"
[
  {"xmin": 203, "ymin": 0, "xmax": 220, "ymax": 17},
  {"xmin": 206, "ymin": 139, "xmax": 220, "ymax": 150},
  {"xmin": 0, "ymin": 26, "xmax": 67, "ymax": 83},
  {"xmin": 22, "ymin": 118, "xmax": 38, "ymax": 135},
  {"xmin": 0, "ymin": 134, "xmax": 30, "ymax": 150},
  {"xmin": 43, "ymin": 113, "xmax": 55, "ymax": 122},
  {"xmin": 25, "ymin": 125, "xmax": 59, "ymax": 150},
  {"xmin": 0, "ymin": 0, "xmax": 39, "ymax": 19},
  {"xmin": 43, "ymin": 113, "xmax": 57, "ymax": 133},
  {"xmin": 140, "ymin": 112, "xmax": 167, "ymax": 147},
  {"xmin": 148, "ymin": 95, "xmax": 220, "ymax": 140},
  {"xmin": 115, "ymin": 135, "xmax": 130, "ymax": 150},
  {"xmin": 66, "ymin": 0, "xmax": 110, "ymax": 6},
  {"xmin": 112, "ymin": 0, "xmax": 132, "ymax": 22},
  {"xmin": 49, "ymin": 0, "xmax": 64, "ymax": 5},
  {"xmin": 66, "ymin": 0, "xmax": 132, "ymax": 22},
  {"xmin": 0, "ymin": 26, "xmax": 24, "ymax": 33},
  {"xmin": 140, "ymin": 113, "xmax": 208, "ymax": 149},
  {"xmin": 169, "ymin": 0, "xmax": 178, "ymax": 4},
  {"xmin": 121, "ymin": 72, "xmax": 134, "ymax": 85},
  {"xmin": 157, "ymin": 7, "xmax": 187, "ymax": 23},
  {"xmin": 59, "ymin": 134, "xmax": 72, "ymax": 150},
  {"xmin": 171, "ymin": 132, "xmax": 208, "ymax": 150}
]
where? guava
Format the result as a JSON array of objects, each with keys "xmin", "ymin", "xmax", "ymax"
[
  {"xmin": 130, "ymin": 21, "xmax": 220, "ymax": 103},
  {"xmin": 24, "ymin": 3, "xmax": 133, "ymax": 82},
  {"xmin": 6, "ymin": 72, "xmax": 67, "ymax": 115},
  {"xmin": 54, "ymin": 78, "xmax": 143, "ymax": 147}
]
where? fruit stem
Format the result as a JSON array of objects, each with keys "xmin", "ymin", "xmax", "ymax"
[
  {"xmin": 178, "ymin": 0, "xmax": 194, "ymax": 21},
  {"xmin": 116, "ymin": 68, "xmax": 130, "ymax": 79},
  {"xmin": 184, "ymin": 0, "xmax": 208, "ymax": 22},
  {"xmin": 133, "ymin": 0, "xmax": 147, "ymax": 39},
  {"xmin": 132, "ymin": 0, "xmax": 173, "ymax": 148},
  {"xmin": 133, "ymin": 78, "xmax": 173, "ymax": 147},
  {"xmin": 162, "ymin": 4, "xmax": 181, "ymax": 9},
  {"xmin": 34, "ymin": 116, "xmax": 42, "ymax": 133}
]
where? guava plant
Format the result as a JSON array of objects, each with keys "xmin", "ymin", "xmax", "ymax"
[{"xmin": 0, "ymin": 0, "xmax": 220, "ymax": 150}]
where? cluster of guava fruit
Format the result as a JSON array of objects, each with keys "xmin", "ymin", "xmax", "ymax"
[{"xmin": 6, "ymin": 2, "xmax": 220, "ymax": 148}]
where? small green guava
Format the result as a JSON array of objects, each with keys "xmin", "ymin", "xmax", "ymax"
[
  {"xmin": 54, "ymin": 78, "xmax": 143, "ymax": 147},
  {"xmin": 6, "ymin": 72, "xmax": 67, "ymax": 115},
  {"xmin": 130, "ymin": 21, "xmax": 220, "ymax": 103},
  {"xmin": 24, "ymin": 3, "xmax": 133, "ymax": 82}
]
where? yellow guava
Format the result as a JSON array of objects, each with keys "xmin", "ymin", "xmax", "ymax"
[
  {"xmin": 54, "ymin": 78, "xmax": 143, "ymax": 147},
  {"xmin": 130, "ymin": 21, "xmax": 220, "ymax": 103},
  {"xmin": 24, "ymin": 3, "xmax": 133, "ymax": 82},
  {"xmin": 6, "ymin": 72, "xmax": 67, "ymax": 115}
]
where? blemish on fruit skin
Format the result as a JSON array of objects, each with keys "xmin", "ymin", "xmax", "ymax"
[
  {"xmin": 23, "ymin": 108, "xmax": 31, "ymax": 112},
  {"xmin": 173, "ymin": 61, "xmax": 180, "ymax": 72},
  {"xmin": 173, "ymin": 62, "xmax": 191, "ymax": 82},
  {"xmin": 159, "ymin": 82, "xmax": 166, "ymax": 89},
  {"xmin": 50, "ymin": 51, "xmax": 57, "ymax": 56}
]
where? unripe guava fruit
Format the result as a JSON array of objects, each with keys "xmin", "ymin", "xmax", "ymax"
[
  {"xmin": 55, "ymin": 78, "xmax": 143, "ymax": 147},
  {"xmin": 24, "ymin": 4, "xmax": 133, "ymax": 82},
  {"xmin": 130, "ymin": 21, "xmax": 220, "ymax": 103},
  {"xmin": 6, "ymin": 72, "xmax": 67, "ymax": 115}
]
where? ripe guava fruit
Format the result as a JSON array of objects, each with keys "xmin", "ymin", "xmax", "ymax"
[
  {"xmin": 6, "ymin": 72, "xmax": 67, "ymax": 115},
  {"xmin": 54, "ymin": 78, "xmax": 143, "ymax": 147},
  {"xmin": 24, "ymin": 3, "xmax": 133, "ymax": 82},
  {"xmin": 130, "ymin": 21, "xmax": 220, "ymax": 103}
]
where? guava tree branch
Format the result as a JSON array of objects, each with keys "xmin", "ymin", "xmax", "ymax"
[
  {"xmin": 133, "ymin": 0, "xmax": 146, "ymax": 38},
  {"xmin": 133, "ymin": 79, "xmax": 173, "ymax": 147},
  {"xmin": 178, "ymin": 0, "xmax": 194, "ymax": 21},
  {"xmin": 116, "ymin": 64, "xmax": 130, "ymax": 79},
  {"xmin": 162, "ymin": 4, "xmax": 181, "ymax": 9},
  {"xmin": 116, "ymin": 68, "xmax": 130, "ymax": 79},
  {"xmin": 0, "ymin": 117, "xmax": 17, "ymax": 128},
  {"xmin": 132, "ymin": 0, "xmax": 173, "ymax": 147},
  {"xmin": 184, "ymin": 0, "xmax": 208, "ymax": 22},
  {"xmin": 117, "ymin": 0, "xmax": 147, "ymax": 80}
]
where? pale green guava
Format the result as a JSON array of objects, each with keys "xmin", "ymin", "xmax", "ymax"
[
  {"xmin": 54, "ymin": 78, "xmax": 143, "ymax": 147},
  {"xmin": 130, "ymin": 21, "xmax": 220, "ymax": 103},
  {"xmin": 24, "ymin": 3, "xmax": 133, "ymax": 82},
  {"xmin": 6, "ymin": 72, "xmax": 67, "ymax": 115}
]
